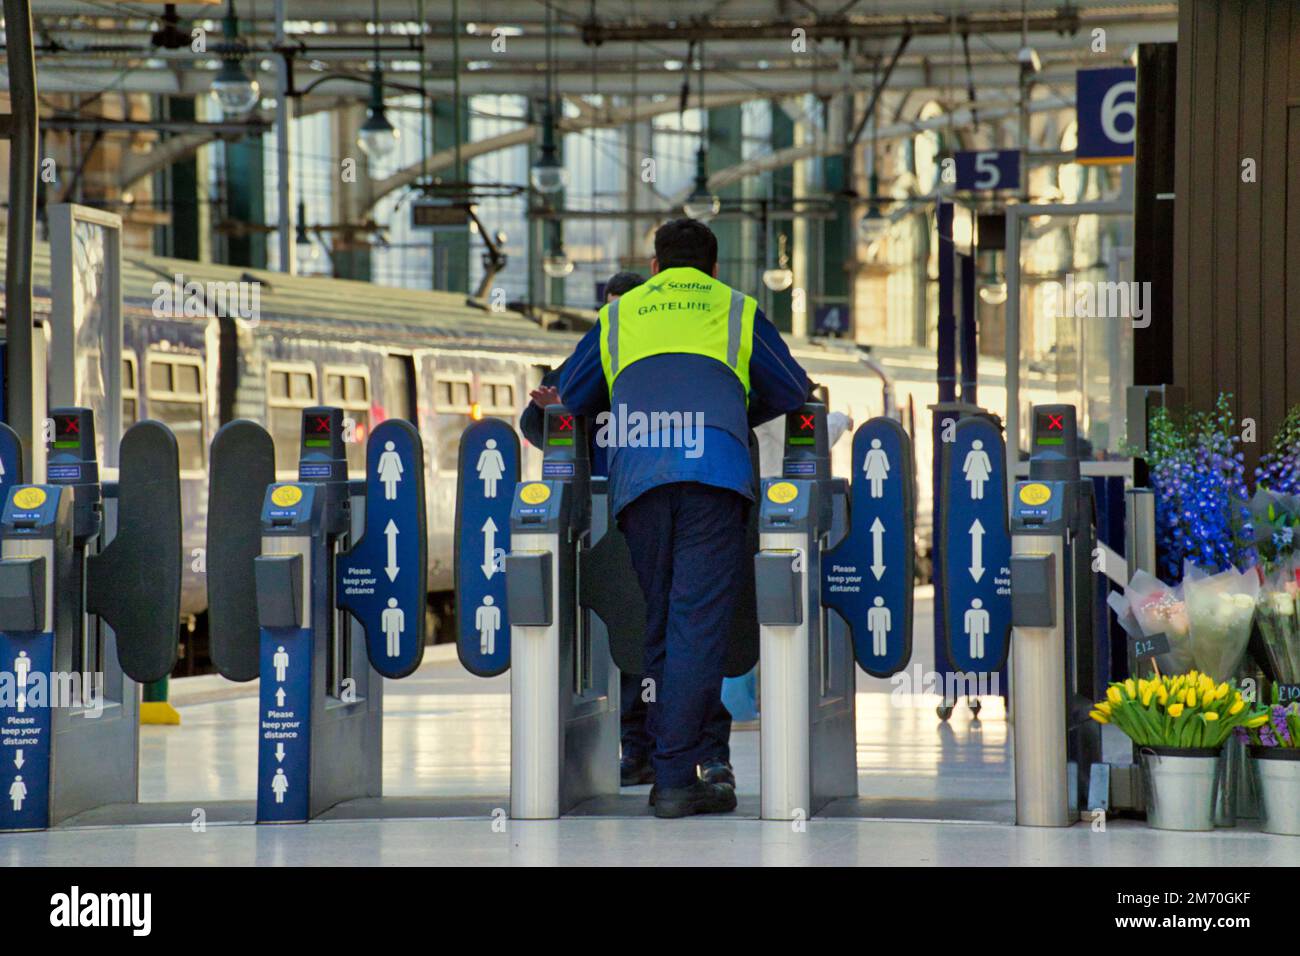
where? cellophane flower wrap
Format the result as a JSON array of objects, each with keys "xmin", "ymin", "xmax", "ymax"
[
  {"xmin": 1182, "ymin": 563, "xmax": 1258, "ymax": 683},
  {"xmin": 1090, "ymin": 673, "xmax": 1268, "ymax": 749},
  {"xmin": 1125, "ymin": 570, "xmax": 1195, "ymax": 674},
  {"xmin": 1254, "ymin": 563, "xmax": 1300, "ymax": 683}
]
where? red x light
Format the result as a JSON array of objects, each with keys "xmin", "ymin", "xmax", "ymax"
[
  {"xmin": 61, "ymin": 417, "xmax": 79, "ymax": 434},
  {"xmin": 799, "ymin": 414, "xmax": 815, "ymax": 432},
  {"xmin": 311, "ymin": 416, "xmax": 331, "ymax": 434},
  {"xmin": 1047, "ymin": 414, "xmax": 1063, "ymax": 431},
  {"xmin": 558, "ymin": 415, "xmax": 574, "ymax": 432}
]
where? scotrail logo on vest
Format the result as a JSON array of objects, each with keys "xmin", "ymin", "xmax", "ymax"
[
  {"xmin": 592, "ymin": 405, "xmax": 706, "ymax": 459},
  {"xmin": 50, "ymin": 886, "xmax": 152, "ymax": 936}
]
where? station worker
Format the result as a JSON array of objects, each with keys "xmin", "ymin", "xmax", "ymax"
[
  {"xmin": 559, "ymin": 218, "xmax": 810, "ymax": 818},
  {"xmin": 519, "ymin": 271, "xmax": 657, "ymax": 789}
]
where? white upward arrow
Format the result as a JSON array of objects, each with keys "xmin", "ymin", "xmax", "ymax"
[
  {"xmin": 870, "ymin": 517, "xmax": 886, "ymax": 580},
  {"xmin": 275, "ymin": 743, "xmax": 286, "ymax": 764},
  {"xmin": 969, "ymin": 518, "xmax": 986, "ymax": 582},
  {"xmin": 384, "ymin": 519, "xmax": 400, "ymax": 582},
  {"xmin": 275, "ymin": 687, "xmax": 286, "ymax": 708},
  {"xmin": 13, "ymin": 748, "xmax": 23, "ymax": 769},
  {"xmin": 481, "ymin": 517, "xmax": 498, "ymax": 579}
]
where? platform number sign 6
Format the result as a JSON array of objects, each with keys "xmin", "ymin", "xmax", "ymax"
[
  {"xmin": 954, "ymin": 150, "xmax": 1020, "ymax": 192},
  {"xmin": 1076, "ymin": 67, "xmax": 1137, "ymax": 164}
]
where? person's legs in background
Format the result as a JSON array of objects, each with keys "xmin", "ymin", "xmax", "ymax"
[{"xmin": 619, "ymin": 670, "xmax": 654, "ymax": 785}]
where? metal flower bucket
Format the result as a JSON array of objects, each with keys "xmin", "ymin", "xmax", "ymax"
[
  {"xmin": 1251, "ymin": 747, "xmax": 1300, "ymax": 836},
  {"xmin": 1140, "ymin": 747, "xmax": 1222, "ymax": 831}
]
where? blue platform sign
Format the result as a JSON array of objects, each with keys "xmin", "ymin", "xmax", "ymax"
[
  {"xmin": 954, "ymin": 149, "xmax": 1021, "ymax": 191},
  {"xmin": 813, "ymin": 304, "xmax": 848, "ymax": 338},
  {"xmin": 257, "ymin": 624, "xmax": 311, "ymax": 823},
  {"xmin": 336, "ymin": 419, "xmax": 428, "ymax": 679},
  {"xmin": 1076, "ymin": 67, "xmax": 1136, "ymax": 164},
  {"xmin": 822, "ymin": 418, "xmax": 915, "ymax": 677},
  {"xmin": 939, "ymin": 417, "xmax": 1012, "ymax": 673},
  {"xmin": 455, "ymin": 418, "xmax": 520, "ymax": 677}
]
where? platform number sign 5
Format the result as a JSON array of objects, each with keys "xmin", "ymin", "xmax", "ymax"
[
  {"xmin": 1076, "ymin": 67, "xmax": 1137, "ymax": 164},
  {"xmin": 954, "ymin": 150, "xmax": 1020, "ymax": 192}
]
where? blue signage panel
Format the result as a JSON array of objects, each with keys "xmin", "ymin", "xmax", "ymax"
[
  {"xmin": 813, "ymin": 305, "xmax": 848, "ymax": 338},
  {"xmin": 336, "ymin": 419, "xmax": 427, "ymax": 679},
  {"xmin": 954, "ymin": 149, "xmax": 1021, "ymax": 191},
  {"xmin": 940, "ymin": 417, "xmax": 1012, "ymax": 673},
  {"xmin": 0, "ymin": 630, "xmax": 53, "ymax": 830},
  {"xmin": 0, "ymin": 423, "xmax": 23, "ymax": 494},
  {"xmin": 822, "ymin": 418, "xmax": 915, "ymax": 677},
  {"xmin": 1076, "ymin": 67, "xmax": 1136, "ymax": 164},
  {"xmin": 257, "ymin": 627, "xmax": 312, "ymax": 823},
  {"xmin": 455, "ymin": 418, "xmax": 520, "ymax": 677}
]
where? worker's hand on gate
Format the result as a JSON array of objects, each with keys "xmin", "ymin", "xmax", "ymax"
[{"xmin": 530, "ymin": 385, "xmax": 561, "ymax": 408}]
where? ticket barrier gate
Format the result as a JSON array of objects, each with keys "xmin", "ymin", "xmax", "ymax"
[
  {"xmin": 753, "ymin": 403, "xmax": 857, "ymax": 820},
  {"xmin": 504, "ymin": 406, "xmax": 618, "ymax": 819},
  {"xmin": 207, "ymin": 407, "xmax": 427, "ymax": 822},
  {"xmin": 0, "ymin": 408, "xmax": 182, "ymax": 831},
  {"xmin": 1009, "ymin": 403, "xmax": 1103, "ymax": 826}
]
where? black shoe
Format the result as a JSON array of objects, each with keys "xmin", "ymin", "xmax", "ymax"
[
  {"xmin": 653, "ymin": 780, "xmax": 738, "ymax": 819},
  {"xmin": 698, "ymin": 760, "xmax": 736, "ymax": 788},
  {"xmin": 621, "ymin": 755, "xmax": 655, "ymax": 787}
]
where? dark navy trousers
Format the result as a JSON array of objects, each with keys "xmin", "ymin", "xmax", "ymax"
[{"xmin": 617, "ymin": 482, "xmax": 745, "ymax": 788}]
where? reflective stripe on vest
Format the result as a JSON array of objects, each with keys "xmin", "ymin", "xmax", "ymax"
[{"xmin": 598, "ymin": 268, "xmax": 756, "ymax": 397}]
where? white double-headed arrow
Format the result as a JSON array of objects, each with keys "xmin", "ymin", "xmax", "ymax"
[
  {"xmin": 481, "ymin": 517, "xmax": 498, "ymax": 579},
  {"xmin": 384, "ymin": 519, "xmax": 400, "ymax": 582},
  {"xmin": 870, "ymin": 517, "xmax": 886, "ymax": 580},
  {"xmin": 969, "ymin": 518, "xmax": 985, "ymax": 582}
]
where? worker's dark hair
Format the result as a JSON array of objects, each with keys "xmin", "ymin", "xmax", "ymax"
[
  {"xmin": 604, "ymin": 271, "xmax": 645, "ymax": 300},
  {"xmin": 654, "ymin": 218, "xmax": 718, "ymax": 273}
]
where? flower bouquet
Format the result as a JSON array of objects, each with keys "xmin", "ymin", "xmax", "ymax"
[
  {"xmin": 1247, "ymin": 487, "xmax": 1300, "ymax": 571},
  {"xmin": 1254, "ymin": 566, "xmax": 1300, "ymax": 683},
  {"xmin": 1237, "ymin": 691, "xmax": 1300, "ymax": 835},
  {"xmin": 1092, "ymin": 673, "xmax": 1268, "ymax": 831},
  {"xmin": 1182, "ymin": 563, "xmax": 1259, "ymax": 684},
  {"xmin": 1123, "ymin": 570, "xmax": 1195, "ymax": 675}
]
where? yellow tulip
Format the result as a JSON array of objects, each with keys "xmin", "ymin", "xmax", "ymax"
[
  {"xmin": 1216, "ymin": 682, "xmax": 1230, "ymax": 700},
  {"xmin": 1203, "ymin": 711, "xmax": 1219, "ymax": 722},
  {"xmin": 1124, "ymin": 678, "xmax": 1137, "ymax": 699},
  {"xmin": 1229, "ymin": 699, "xmax": 1245, "ymax": 715},
  {"xmin": 1089, "ymin": 710, "xmax": 1109, "ymax": 724},
  {"xmin": 1186, "ymin": 690, "xmax": 1197, "ymax": 708},
  {"xmin": 1246, "ymin": 714, "xmax": 1270, "ymax": 728},
  {"xmin": 1142, "ymin": 688, "xmax": 1155, "ymax": 707},
  {"xmin": 1156, "ymin": 685, "xmax": 1169, "ymax": 704},
  {"xmin": 1107, "ymin": 686, "xmax": 1123, "ymax": 705},
  {"xmin": 1097, "ymin": 701, "xmax": 1112, "ymax": 716},
  {"xmin": 1168, "ymin": 703, "xmax": 1185, "ymax": 718}
]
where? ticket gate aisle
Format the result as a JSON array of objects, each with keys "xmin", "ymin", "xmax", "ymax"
[
  {"xmin": 1009, "ymin": 404, "xmax": 1103, "ymax": 826},
  {"xmin": 207, "ymin": 407, "xmax": 429, "ymax": 822},
  {"xmin": 0, "ymin": 408, "xmax": 182, "ymax": 831},
  {"xmin": 753, "ymin": 403, "xmax": 858, "ymax": 820},
  {"xmin": 503, "ymin": 406, "xmax": 618, "ymax": 819}
]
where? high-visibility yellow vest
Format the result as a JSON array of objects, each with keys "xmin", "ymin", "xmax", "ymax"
[{"xmin": 598, "ymin": 267, "xmax": 756, "ymax": 397}]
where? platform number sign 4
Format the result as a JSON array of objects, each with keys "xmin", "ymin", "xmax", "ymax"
[{"xmin": 1076, "ymin": 67, "xmax": 1136, "ymax": 164}]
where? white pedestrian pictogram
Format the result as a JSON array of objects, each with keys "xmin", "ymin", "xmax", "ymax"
[
  {"xmin": 271, "ymin": 768, "xmax": 289, "ymax": 804},
  {"xmin": 863, "ymin": 438, "xmax": 890, "ymax": 498},
  {"xmin": 273, "ymin": 645, "xmax": 289, "ymax": 683},
  {"xmin": 14, "ymin": 650, "xmax": 30, "ymax": 690},
  {"xmin": 867, "ymin": 596, "xmax": 891, "ymax": 657},
  {"xmin": 476, "ymin": 439, "xmax": 506, "ymax": 498},
  {"xmin": 963, "ymin": 439, "xmax": 993, "ymax": 500},
  {"xmin": 9, "ymin": 775, "xmax": 26, "ymax": 811},
  {"xmin": 964, "ymin": 597, "xmax": 990, "ymax": 659},
  {"xmin": 476, "ymin": 595, "xmax": 501, "ymax": 656},
  {"xmin": 381, "ymin": 597, "xmax": 405, "ymax": 658},
  {"xmin": 377, "ymin": 441, "xmax": 404, "ymax": 500}
]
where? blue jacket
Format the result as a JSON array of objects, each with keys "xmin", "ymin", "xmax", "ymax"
[
  {"xmin": 558, "ymin": 303, "xmax": 809, "ymax": 516},
  {"xmin": 518, "ymin": 361, "xmax": 608, "ymax": 476}
]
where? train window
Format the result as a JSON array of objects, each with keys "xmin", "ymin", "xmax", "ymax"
[
  {"xmin": 122, "ymin": 354, "xmax": 139, "ymax": 429},
  {"xmin": 145, "ymin": 353, "xmax": 206, "ymax": 472},
  {"xmin": 267, "ymin": 362, "xmax": 318, "ymax": 473},
  {"xmin": 324, "ymin": 366, "xmax": 371, "ymax": 473},
  {"xmin": 434, "ymin": 374, "xmax": 474, "ymax": 473}
]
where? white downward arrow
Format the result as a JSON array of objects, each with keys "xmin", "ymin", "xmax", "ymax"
[
  {"xmin": 275, "ymin": 743, "xmax": 286, "ymax": 763},
  {"xmin": 13, "ymin": 748, "xmax": 23, "ymax": 769},
  {"xmin": 481, "ymin": 517, "xmax": 498, "ymax": 579},
  {"xmin": 384, "ymin": 519, "xmax": 400, "ymax": 582},
  {"xmin": 969, "ymin": 518, "xmax": 986, "ymax": 582},
  {"xmin": 275, "ymin": 687, "xmax": 286, "ymax": 708},
  {"xmin": 869, "ymin": 517, "xmax": 886, "ymax": 580}
]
